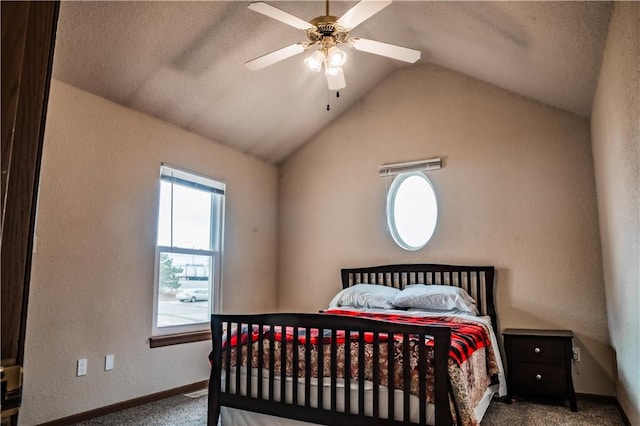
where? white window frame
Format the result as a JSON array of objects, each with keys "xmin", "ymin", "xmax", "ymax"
[
  {"xmin": 386, "ymin": 171, "xmax": 438, "ymax": 251},
  {"xmin": 152, "ymin": 164, "xmax": 225, "ymax": 337}
]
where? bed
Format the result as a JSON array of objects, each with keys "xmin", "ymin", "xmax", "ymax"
[{"xmin": 208, "ymin": 263, "xmax": 506, "ymax": 426}]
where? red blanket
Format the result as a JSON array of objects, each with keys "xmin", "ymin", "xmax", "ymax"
[
  {"xmin": 325, "ymin": 310, "xmax": 491, "ymax": 365},
  {"xmin": 222, "ymin": 310, "xmax": 491, "ymax": 366}
]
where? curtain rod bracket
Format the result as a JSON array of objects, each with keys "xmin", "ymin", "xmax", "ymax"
[{"xmin": 378, "ymin": 158, "xmax": 442, "ymax": 177}]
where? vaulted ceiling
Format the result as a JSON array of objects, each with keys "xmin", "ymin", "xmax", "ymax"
[{"xmin": 52, "ymin": 1, "xmax": 612, "ymax": 164}]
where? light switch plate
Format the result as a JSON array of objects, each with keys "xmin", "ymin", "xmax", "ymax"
[
  {"xmin": 77, "ymin": 358, "xmax": 87, "ymax": 376},
  {"xmin": 105, "ymin": 354, "xmax": 114, "ymax": 371}
]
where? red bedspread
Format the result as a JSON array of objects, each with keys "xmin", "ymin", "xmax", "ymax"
[
  {"xmin": 222, "ymin": 309, "xmax": 491, "ymax": 366},
  {"xmin": 325, "ymin": 309, "xmax": 491, "ymax": 365}
]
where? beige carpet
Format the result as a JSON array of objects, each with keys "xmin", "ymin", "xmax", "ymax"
[
  {"xmin": 482, "ymin": 398, "xmax": 625, "ymax": 425},
  {"xmin": 74, "ymin": 393, "xmax": 626, "ymax": 425}
]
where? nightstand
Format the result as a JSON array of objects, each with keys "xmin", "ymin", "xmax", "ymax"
[{"xmin": 503, "ymin": 328, "xmax": 577, "ymax": 411}]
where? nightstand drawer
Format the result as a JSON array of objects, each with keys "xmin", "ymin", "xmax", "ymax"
[
  {"xmin": 510, "ymin": 362, "xmax": 567, "ymax": 395},
  {"xmin": 509, "ymin": 337, "xmax": 565, "ymax": 364}
]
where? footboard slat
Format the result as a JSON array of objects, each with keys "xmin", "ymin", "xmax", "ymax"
[
  {"xmin": 304, "ymin": 326, "xmax": 312, "ymax": 407},
  {"xmin": 434, "ymin": 328, "xmax": 453, "ymax": 426},
  {"xmin": 280, "ymin": 322, "xmax": 287, "ymax": 404},
  {"xmin": 331, "ymin": 328, "xmax": 337, "ymax": 412},
  {"xmin": 257, "ymin": 324, "xmax": 264, "ymax": 400},
  {"xmin": 268, "ymin": 325, "xmax": 275, "ymax": 402},
  {"xmin": 292, "ymin": 326, "xmax": 299, "ymax": 406},
  {"xmin": 317, "ymin": 327, "xmax": 324, "ymax": 410},
  {"xmin": 403, "ymin": 333, "xmax": 411, "ymax": 422},
  {"xmin": 246, "ymin": 322, "xmax": 253, "ymax": 399},
  {"xmin": 387, "ymin": 333, "xmax": 395, "ymax": 421},
  {"xmin": 235, "ymin": 321, "xmax": 241, "ymax": 395},
  {"xmin": 358, "ymin": 330, "xmax": 365, "ymax": 416},
  {"xmin": 344, "ymin": 327, "xmax": 351, "ymax": 415},
  {"xmin": 224, "ymin": 320, "xmax": 231, "ymax": 394},
  {"xmin": 419, "ymin": 332, "xmax": 427, "ymax": 425},
  {"xmin": 372, "ymin": 331, "xmax": 380, "ymax": 418}
]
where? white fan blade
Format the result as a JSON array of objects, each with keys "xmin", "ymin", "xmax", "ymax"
[
  {"xmin": 245, "ymin": 43, "xmax": 307, "ymax": 71},
  {"xmin": 336, "ymin": 0, "xmax": 392, "ymax": 30},
  {"xmin": 248, "ymin": 2, "xmax": 314, "ymax": 30},
  {"xmin": 350, "ymin": 38, "xmax": 421, "ymax": 63}
]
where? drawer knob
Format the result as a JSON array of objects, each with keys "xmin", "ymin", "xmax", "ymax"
[
  {"xmin": 534, "ymin": 347, "xmax": 541, "ymax": 354},
  {"xmin": 535, "ymin": 374, "xmax": 542, "ymax": 380}
]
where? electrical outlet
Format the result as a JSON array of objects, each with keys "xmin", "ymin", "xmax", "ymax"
[
  {"xmin": 77, "ymin": 358, "xmax": 87, "ymax": 376},
  {"xmin": 572, "ymin": 347, "xmax": 581, "ymax": 362},
  {"xmin": 105, "ymin": 354, "xmax": 114, "ymax": 371}
]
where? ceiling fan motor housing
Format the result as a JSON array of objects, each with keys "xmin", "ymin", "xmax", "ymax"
[{"xmin": 306, "ymin": 16, "xmax": 349, "ymax": 45}]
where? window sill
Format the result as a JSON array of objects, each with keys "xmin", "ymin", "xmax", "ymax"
[{"xmin": 150, "ymin": 330, "xmax": 211, "ymax": 348}]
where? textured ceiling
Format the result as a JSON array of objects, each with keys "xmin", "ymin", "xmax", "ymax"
[{"xmin": 52, "ymin": 1, "xmax": 612, "ymax": 164}]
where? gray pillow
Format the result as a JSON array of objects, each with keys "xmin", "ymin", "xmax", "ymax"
[
  {"xmin": 329, "ymin": 284, "xmax": 400, "ymax": 309},
  {"xmin": 393, "ymin": 284, "xmax": 478, "ymax": 315}
]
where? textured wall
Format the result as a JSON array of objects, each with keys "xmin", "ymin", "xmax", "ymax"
[
  {"xmin": 279, "ymin": 64, "xmax": 614, "ymax": 396},
  {"xmin": 591, "ymin": 2, "xmax": 640, "ymax": 423},
  {"xmin": 20, "ymin": 81, "xmax": 278, "ymax": 425}
]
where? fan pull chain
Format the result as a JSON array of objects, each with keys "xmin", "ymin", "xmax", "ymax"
[{"xmin": 326, "ymin": 90, "xmax": 342, "ymax": 111}]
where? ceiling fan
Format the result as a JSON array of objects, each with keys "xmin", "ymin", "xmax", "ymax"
[{"xmin": 245, "ymin": 0, "xmax": 421, "ymax": 91}]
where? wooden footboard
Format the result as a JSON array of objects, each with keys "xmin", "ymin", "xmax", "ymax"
[{"xmin": 208, "ymin": 313, "xmax": 453, "ymax": 426}]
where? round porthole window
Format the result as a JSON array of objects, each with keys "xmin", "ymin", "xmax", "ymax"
[{"xmin": 386, "ymin": 171, "xmax": 438, "ymax": 251}]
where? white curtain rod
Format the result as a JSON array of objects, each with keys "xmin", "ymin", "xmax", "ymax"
[{"xmin": 378, "ymin": 158, "xmax": 442, "ymax": 177}]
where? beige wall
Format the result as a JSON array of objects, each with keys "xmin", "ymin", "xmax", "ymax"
[
  {"xmin": 591, "ymin": 2, "xmax": 640, "ymax": 423},
  {"xmin": 279, "ymin": 64, "xmax": 614, "ymax": 396},
  {"xmin": 20, "ymin": 81, "xmax": 278, "ymax": 425}
]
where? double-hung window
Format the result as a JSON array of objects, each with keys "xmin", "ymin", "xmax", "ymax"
[{"xmin": 153, "ymin": 164, "xmax": 225, "ymax": 338}]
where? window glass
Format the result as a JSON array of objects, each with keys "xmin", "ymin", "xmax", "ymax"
[
  {"xmin": 157, "ymin": 252, "xmax": 212, "ymax": 327},
  {"xmin": 157, "ymin": 181, "xmax": 212, "ymax": 250},
  {"xmin": 153, "ymin": 165, "xmax": 224, "ymax": 336},
  {"xmin": 386, "ymin": 172, "xmax": 437, "ymax": 251}
]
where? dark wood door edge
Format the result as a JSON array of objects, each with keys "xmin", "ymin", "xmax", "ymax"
[
  {"xmin": 37, "ymin": 380, "xmax": 208, "ymax": 426},
  {"xmin": 1, "ymin": 0, "xmax": 60, "ymax": 361},
  {"xmin": 1, "ymin": 2, "xmax": 59, "ymax": 424}
]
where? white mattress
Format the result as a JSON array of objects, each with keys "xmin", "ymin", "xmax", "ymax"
[{"xmin": 217, "ymin": 309, "xmax": 506, "ymax": 425}]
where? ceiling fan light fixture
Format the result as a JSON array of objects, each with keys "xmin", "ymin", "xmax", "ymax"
[
  {"xmin": 327, "ymin": 46, "xmax": 347, "ymax": 67},
  {"xmin": 325, "ymin": 66, "xmax": 340, "ymax": 76},
  {"xmin": 304, "ymin": 50, "xmax": 325, "ymax": 72},
  {"xmin": 325, "ymin": 66, "xmax": 346, "ymax": 90}
]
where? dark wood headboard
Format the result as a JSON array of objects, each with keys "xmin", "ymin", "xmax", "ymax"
[{"xmin": 341, "ymin": 263, "xmax": 497, "ymax": 335}]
